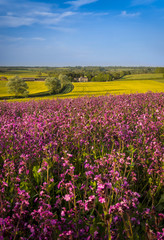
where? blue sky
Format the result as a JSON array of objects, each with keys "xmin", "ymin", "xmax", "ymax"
[{"xmin": 0, "ymin": 0, "xmax": 164, "ymax": 66}]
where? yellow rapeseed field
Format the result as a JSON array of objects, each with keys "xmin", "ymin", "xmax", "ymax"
[
  {"xmin": 58, "ymin": 80, "xmax": 164, "ymax": 98},
  {"xmin": 0, "ymin": 73, "xmax": 163, "ymax": 101},
  {"xmin": 0, "ymin": 81, "xmax": 48, "ymax": 97}
]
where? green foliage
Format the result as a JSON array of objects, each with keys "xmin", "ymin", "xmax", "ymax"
[
  {"xmin": 32, "ymin": 165, "xmax": 41, "ymax": 185},
  {"xmin": 112, "ymin": 72, "xmax": 121, "ymax": 80},
  {"xmin": 6, "ymin": 75, "xmax": 29, "ymax": 97},
  {"xmin": 91, "ymin": 73, "xmax": 113, "ymax": 82},
  {"xmin": 58, "ymin": 74, "xmax": 70, "ymax": 87},
  {"xmin": 45, "ymin": 77, "xmax": 62, "ymax": 94},
  {"xmin": 155, "ymin": 67, "xmax": 164, "ymax": 73},
  {"xmin": 90, "ymin": 71, "xmax": 129, "ymax": 82},
  {"xmin": 45, "ymin": 74, "xmax": 72, "ymax": 95},
  {"xmin": 60, "ymin": 83, "xmax": 74, "ymax": 94},
  {"xmin": 156, "ymin": 194, "xmax": 164, "ymax": 212},
  {"xmin": 58, "ymin": 74, "xmax": 69, "ymax": 82}
]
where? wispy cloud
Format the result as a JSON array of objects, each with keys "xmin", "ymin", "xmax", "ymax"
[
  {"xmin": 82, "ymin": 11, "xmax": 109, "ymax": 16},
  {"xmin": 65, "ymin": 0, "xmax": 98, "ymax": 8},
  {"xmin": 0, "ymin": 0, "xmax": 103, "ymax": 29},
  {"xmin": 120, "ymin": 11, "xmax": 141, "ymax": 17},
  {"xmin": 131, "ymin": 0, "xmax": 156, "ymax": 6},
  {"xmin": 0, "ymin": 16, "xmax": 35, "ymax": 27},
  {"xmin": 38, "ymin": 11, "xmax": 76, "ymax": 25},
  {"xmin": 0, "ymin": 35, "xmax": 46, "ymax": 42},
  {"xmin": 32, "ymin": 11, "xmax": 57, "ymax": 17},
  {"xmin": 0, "ymin": 10, "xmax": 76, "ymax": 28},
  {"xmin": 0, "ymin": 0, "xmax": 53, "ymax": 14},
  {"xmin": 0, "ymin": 0, "xmax": 65, "ymax": 27}
]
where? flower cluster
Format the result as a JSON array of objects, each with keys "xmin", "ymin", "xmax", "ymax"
[{"xmin": 0, "ymin": 92, "xmax": 164, "ymax": 239}]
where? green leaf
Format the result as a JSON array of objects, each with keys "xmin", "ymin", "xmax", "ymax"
[
  {"xmin": 20, "ymin": 181, "xmax": 29, "ymax": 192},
  {"xmin": 32, "ymin": 165, "xmax": 41, "ymax": 185}
]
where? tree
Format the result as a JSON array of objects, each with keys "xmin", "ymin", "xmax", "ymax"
[
  {"xmin": 112, "ymin": 72, "xmax": 120, "ymax": 80},
  {"xmin": 91, "ymin": 73, "xmax": 113, "ymax": 82},
  {"xmin": 119, "ymin": 71, "xmax": 126, "ymax": 78},
  {"xmin": 45, "ymin": 77, "xmax": 61, "ymax": 94},
  {"xmin": 58, "ymin": 74, "xmax": 70, "ymax": 87},
  {"xmin": 7, "ymin": 76, "xmax": 29, "ymax": 97}
]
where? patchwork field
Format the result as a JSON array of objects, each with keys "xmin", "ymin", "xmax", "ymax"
[{"xmin": 0, "ymin": 73, "xmax": 163, "ymax": 101}]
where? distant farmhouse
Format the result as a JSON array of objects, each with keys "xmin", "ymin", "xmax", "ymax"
[{"xmin": 74, "ymin": 77, "xmax": 88, "ymax": 82}]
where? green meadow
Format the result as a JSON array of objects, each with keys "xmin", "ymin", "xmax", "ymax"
[
  {"xmin": 122, "ymin": 73, "xmax": 164, "ymax": 82},
  {"xmin": 0, "ymin": 73, "xmax": 163, "ymax": 101}
]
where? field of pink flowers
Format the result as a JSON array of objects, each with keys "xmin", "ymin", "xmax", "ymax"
[{"xmin": 0, "ymin": 92, "xmax": 164, "ymax": 240}]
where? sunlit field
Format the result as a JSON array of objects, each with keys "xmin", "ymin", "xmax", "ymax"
[
  {"xmin": 0, "ymin": 72, "xmax": 47, "ymax": 78},
  {"xmin": 0, "ymin": 73, "xmax": 163, "ymax": 101},
  {"xmin": 26, "ymin": 81, "xmax": 48, "ymax": 94},
  {"xmin": 65, "ymin": 80, "xmax": 164, "ymax": 97},
  {"xmin": 123, "ymin": 73, "xmax": 164, "ymax": 83},
  {"xmin": 0, "ymin": 81, "xmax": 48, "ymax": 97}
]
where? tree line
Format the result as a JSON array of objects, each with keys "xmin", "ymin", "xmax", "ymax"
[
  {"xmin": 45, "ymin": 70, "xmax": 132, "ymax": 82},
  {"xmin": 7, "ymin": 74, "xmax": 71, "ymax": 98}
]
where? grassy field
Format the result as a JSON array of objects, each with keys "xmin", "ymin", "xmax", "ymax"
[
  {"xmin": 0, "ymin": 73, "xmax": 163, "ymax": 101},
  {"xmin": 0, "ymin": 73, "xmax": 40, "ymax": 78},
  {"xmin": 122, "ymin": 73, "xmax": 164, "ymax": 83},
  {"xmin": 123, "ymin": 73, "xmax": 163, "ymax": 80}
]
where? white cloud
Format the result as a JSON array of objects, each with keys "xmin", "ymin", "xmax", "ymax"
[
  {"xmin": 131, "ymin": 0, "xmax": 156, "ymax": 6},
  {"xmin": 0, "ymin": 0, "xmax": 53, "ymax": 14},
  {"xmin": 0, "ymin": 35, "xmax": 46, "ymax": 42},
  {"xmin": 38, "ymin": 11, "xmax": 76, "ymax": 25},
  {"xmin": 65, "ymin": 0, "xmax": 98, "ymax": 8},
  {"xmin": 0, "ymin": 16, "xmax": 35, "ymax": 27},
  {"xmin": 0, "ymin": 0, "xmax": 102, "ymax": 28},
  {"xmin": 120, "ymin": 11, "xmax": 141, "ymax": 17},
  {"xmin": 82, "ymin": 12, "xmax": 109, "ymax": 16},
  {"xmin": 32, "ymin": 11, "xmax": 56, "ymax": 17},
  {"xmin": 0, "ymin": 10, "xmax": 76, "ymax": 27}
]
